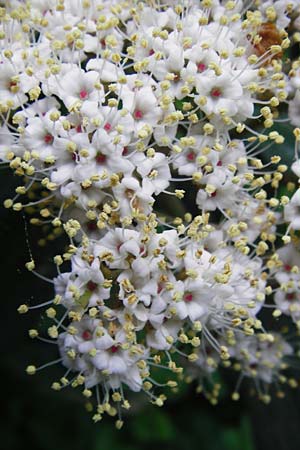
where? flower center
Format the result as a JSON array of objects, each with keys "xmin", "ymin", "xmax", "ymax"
[
  {"xmin": 87, "ymin": 221, "xmax": 97, "ymax": 231},
  {"xmin": 110, "ymin": 345, "xmax": 119, "ymax": 353},
  {"xmin": 79, "ymin": 89, "xmax": 88, "ymax": 99},
  {"xmin": 286, "ymin": 293, "xmax": 296, "ymax": 301},
  {"xmin": 217, "ymin": 160, "xmax": 222, "ymax": 166},
  {"xmin": 87, "ymin": 281, "xmax": 97, "ymax": 291},
  {"xmin": 184, "ymin": 293, "xmax": 193, "ymax": 302},
  {"xmin": 210, "ymin": 88, "xmax": 222, "ymax": 98},
  {"xmin": 125, "ymin": 188, "xmax": 135, "ymax": 199},
  {"xmin": 186, "ymin": 151, "xmax": 195, "ymax": 161},
  {"xmin": 44, "ymin": 133, "xmax": 53, "ymax": 145},
  {"xmin": 197, "ymin": 63, "xmax": 206, "ymax": 73},
  {"xmin": 157, "ymin": 283, "xmax": 163, "ymax": 294},
  {"xmin": 122, "ymin": 147, "xmax": 128, "ymax": 156},
  {"xmin": 134, "ymin": 110, "xmax": 143, "ymax": 120},
  {"xmin": 104, "ymin": 122, "xmax": 112, "ymax": 131},
  {"xmin": 9, "ymin": 80, "xmax": 18, "ymax": 92},
  {"xmin": 71, "ymin": 151, "xmax": 79, "ymax": 162},
  {"xmin": 211, "ymin": 191, "xmax": 217, "ymax": 197},
  {"xmin": 82, "ymin": 330, "xmax": 92, "ymax": 340},
  {"xmin": 71, "ymin": 151, "xmax": 79, "ymax": 161},
  {"xmin": 284, "ymin": 264, "xmax": 292, "ymax": 272},
  {"xmin": 96, "ymin": 152, "xmax": 106, "ymax": 164}
]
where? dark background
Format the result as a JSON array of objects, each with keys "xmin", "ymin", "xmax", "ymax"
[{"xmin": 1, "ymin": 167, "xmax": 300, "ymax": 450}]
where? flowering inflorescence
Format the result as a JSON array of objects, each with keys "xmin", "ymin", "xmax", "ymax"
[{"xmin": 1, "ymin": 0, "xmax": 300, "ymax": 426}]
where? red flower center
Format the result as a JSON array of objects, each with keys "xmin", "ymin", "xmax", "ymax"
[
  {"xmin": 9, "ymin": 80, "xmax": 18, "ymax": 89},
  {"xmin": 96, "ymin": 153, "xmax": 106, "ymax": 164},
  {"xmin": 286, "ymin": 293, "xmax": 296, "ymax": 301},
  {"xmin": 87, "ymin": 281, "xmax": 97, "ymax": 291},
  {"xmin": 110, "ymin": 345, "xmax": 119, "ymax": 353},
  {"xmin": 104, "ymin": 122, "xmax": 112, "ymax": 131},
  {"xmin": 87, "ymin": 221, "xmax": 97, "ymax": 231},
  {"xmin": 122, "ymin": 147, "xmax": 128, "ymax": 156},
  {"xmin": 134, "ymin": 110, "xmax": 143, "ymax": 120},
  {"xmin": 284, "ymin": 264, "xmax": 292, "ymax": 272},
  {"xmin": 71, "ymin": 152, "xmax": 79, "ymax": 161},
  {"xmin": 217, "ymin": 160, "xmax": 222, "ymax": 166},
  {"xmin": 157, "ymin": 283, "xmax": 163, "ymax": 294},
  {"xmin": 82, "ymin": 330, "xmax": 92, "ymax": 340},
  {"xmin": 187, "ymin": 151, "xmax": 195, "ymax": 161},
  {"xmin": 184, "ymin": 293, "xmax": 193, "ymax": 302},
  {"xmin": 149, "ymin": 49, "xmax": 155, "ymax": 56},
  {"xmin": 76, "ymin": 125, "xmax": 82, "ymax": 133},
  {"xmin": 44, "ymin": 134, "xmax": 53, "ymax": 145},
  {"xmin": 197, "ymin": 63, "xmax": 206, "ymax": 73},
  {"xmin": 211, "ymin": 191, "xmax": 217, "ymax": 197},
  {"xmin": 79, "ymin": 89, "xmax": 88, "ymax": 99},
  {"xmin": 211, "ymin": 88, "xmax": 222, "ymax": 98}
]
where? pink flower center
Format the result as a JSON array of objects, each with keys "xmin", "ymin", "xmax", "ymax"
[
  {"xmin": 184, "ymin": 293, "xmax": 193, "ymax": 302},
  {"xmin": 104, "ymin": 122, "xmax": 112, "ymax": 131},
  {"xmin": 44, "ymin": 134, "xmax": 53, "ymax": 145},
  {"xmin": 96, "ymin": 153, "xmax": 106, "ymax": 164},
  {"xmin": 110, "ymin": 345, "xmax": 119, "ymax": 353},
  {"xmin": 149, "ymin": 49, "xmax": 155, "ymax": 56},
  {"xmin": 217, "ymin": 160, "xmax": 222, "ymax": 166},
  {"xmin": 134, "ymin": 110, "xmax": 143, "ymax": 120},
  {"xmin": 87, "ymin": 281, "xmax": 97, "ymax": 291},
  {"xmin": 82, "ymin": 330, "xmax": 92, "ymax": 340},
  {"xmin": 197, "ymin": 63, "xmax": 206, "ymax": 73},
  {"xmin": 187, "ymin": 151, "xmax": 195, "ymax": 161},
  {"xmin": 76, "ymin": 125, "xmax": 82, "ymax": 133},
  {"xmin": 79, "ymin": 89, "xmax": 88, "ymax": 99},
  {"xmin": 211, "ymin": 88, "xmax": 222, "ymax": 98}
]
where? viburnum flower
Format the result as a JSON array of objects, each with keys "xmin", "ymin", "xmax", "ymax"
[{"xmin": 0, "ymin": 0, "xmax": 298, "ymax": 425}]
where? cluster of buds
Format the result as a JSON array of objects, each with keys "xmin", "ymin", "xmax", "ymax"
[{"xmin": 1, "ymin": 0, "xmax": 300, "ymax": 426}]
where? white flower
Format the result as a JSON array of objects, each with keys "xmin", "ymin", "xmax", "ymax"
[
  {"xmin": 55, "ymin": 68, "xmax": 102, "ymax": 117},
  {"xmin": 195, "ymin": 73, "xmax": 244, "ymax": 117},
  {"xmin": 120, "ymin": 85, "xmax": 162, "ymax": 132},
  {"xmin": 137, "ymin": 153, "xmax": 171, "ymax": 195},
  {"xmin": 284, "ymin": 189, "xmax": 300, "ymax": 230},
  {"xmin": 112, "ymin": 176, "xmax": 154, "ymax": 217}
]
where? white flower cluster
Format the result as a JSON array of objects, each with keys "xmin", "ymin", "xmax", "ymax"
[{"xmin": 1, "ymin": 0, "xmax": 299, "ymax": 424}]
